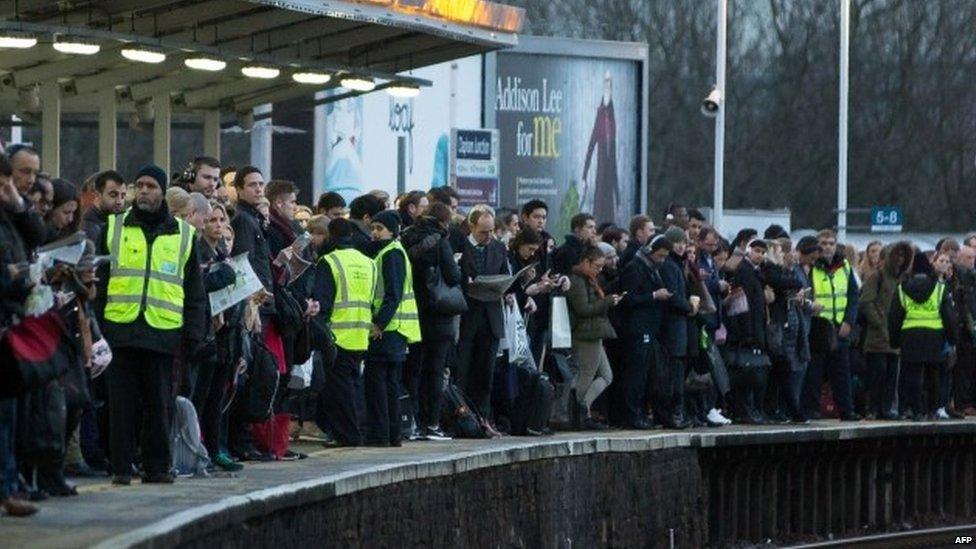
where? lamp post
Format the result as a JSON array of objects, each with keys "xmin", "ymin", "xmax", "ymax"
[
  {"xmin": 838, "ymin": 0, "xmax": 850, "ymax": 241},
  {"xmin": 712, "ymin": 0, "xmax": 727, "ymax": 234}
]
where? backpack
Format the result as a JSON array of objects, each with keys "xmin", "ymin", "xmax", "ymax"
[
  {"xmin": 171, "ymin": 396, "xmax": 210, "ymax": 476},
  {"xmin": 16, "ymin": 380, "xmax": 66, "ymax": 466},
  {"xmin": 238, "ymin": 332, "xmax": 280, "ymax": 423},
  {"xmin": 510, "ymin": 364, "xmax": 554, "ymax": 435},
  {"xmin": 440, "ymin": 383, "xmax": 488, "ymax": 439}
]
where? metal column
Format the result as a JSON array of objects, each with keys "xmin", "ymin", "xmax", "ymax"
[
  {"xmin": 153, "ymin": 93, "xmax": 172, "ymax": 172},
  {"xmin": 40, "ymin": 80, "xmax": 60, "ymax": 176},
  {"xmin": 98, "ymin": 88, "xmax": 117, "ymax": 171},
  {"xmin": 203, "ymin": 110, "xmax": 221, "ymax": 159}
]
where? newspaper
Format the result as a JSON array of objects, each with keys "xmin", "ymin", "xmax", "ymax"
[
  {"xmin": 36, "ymin": 231, "xmax": 88, "ymax": 266},
  {"xmin": 208, "ymin": 254, "xmax": 265, "ymax": 315},
  {"xmin": 273, "ymin": 232, "xmax": 313, "ymax": 284},
  {"xmin": 466, "ymin": 263, "xmax": 536, "ymax": 302}
]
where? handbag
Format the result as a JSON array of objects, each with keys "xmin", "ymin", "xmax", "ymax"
[
  {"xmin": 765, "ymin": 321, "xmax": 785, "ymax": 359},
  {"xmin": 0, "ymin": 311, "xmax": 76, "ymax": 399},
  {"xmin": 273, "ymin": 283, "xmax": 306, "ymax": 337},
  {"xmin": 723, "ymin": 287, "xmax": 749, "ymax": 316},
  {"xmin": 425, "ymin": 265, "xmax": 468, "ymax": 315},
  {"xmin": 550, "ymin": 294, "xmax": 572, "ymax": 349},
  {"xmin": 726, "ymin": 346, "xmax": 772, "ymax": 370},
  {"xmin": 685, "ymin": 370, "xmax": 713, "ymax": 392}
]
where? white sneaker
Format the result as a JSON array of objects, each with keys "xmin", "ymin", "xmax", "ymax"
[
  {"xmin": 935, "ymin": 407, "xmax": 950, "ymax": 420},
  {"xmin": 707, "ymin": 408, "xmax": 732, "ymax": 425}
]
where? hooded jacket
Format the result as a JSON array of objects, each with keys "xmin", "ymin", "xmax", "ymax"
[
  {"xmin": 860, "ymin": 241, "xmax": 913, "ymax": 354},
  {"xmin": 888, "ymin": 273, "xmax": 957, "ymax": 363},
  {"xmin": 399, "ymin": 216, "xmax": 462, "ymax": 341}
]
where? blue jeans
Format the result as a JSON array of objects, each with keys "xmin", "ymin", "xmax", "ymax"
[{"xmin": 0, "ymin": 398, "xmax": 17, "ymax": 500}]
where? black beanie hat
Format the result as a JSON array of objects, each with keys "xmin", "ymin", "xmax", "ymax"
[
  {"xmin": 135, "ymin": 164, "xmax": 168, "ymax": 190},
  {"xmin": 372, "ymin": 210, "xmax": 401, "ymax": 237},
  {"xmin": 647, "ymin": 234, "xmax": 673, "ymax": 253}
]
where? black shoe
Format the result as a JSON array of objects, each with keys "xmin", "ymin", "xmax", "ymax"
[
  {"xmin": 111, "ymin": 475, "xmax": 132, "ymax": 486},
  {"xmin": 581, "ymin": 417, "xmax": 609, "ymax": 431},
  {"xmin": 64, "ymin": 462, "xmax": 101, "ymax": 478},
  {"xmin": 142, "ymin": 472, "xmax": 175, "ymax": 484},
  {"xmin": 363, "ymin": 440, "xmax": 390, "ymax": 448},
  {"xmin": 626, "ymin": 418, "xmax": 655, "ymax": 430},
  {"xmin": 948, "ymin": 407, "xmax": 966, "ymax": 419},
  {"xmin": 767, "ymin": 412, "xmax": 789, "ymax": 424},
  {"xmin": 880, "ymin": 412, "xmax": 899, "ymax": 421},
  {"xmin": 840, "ymin": 412, "xmax": 862, "ymax": 422},
  {"xmin": 389, "ymin": 439, "xmax": 403, "ymax": 447},
  {"xmin": 41, "ymin": 470, "xmax": 77, "ymax": 497},
  {"xmin": 664, "ymin": 416, "xmax": 690, "ymax": 430}
]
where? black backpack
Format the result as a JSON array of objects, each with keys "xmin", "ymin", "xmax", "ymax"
[
  {"xmin": 510, "ymin": 364, "xmax": 554, "ymax": 435},
  {"xmin": 238, "ymin": 333, "xmax": 280, "ymax": 423},
  {"xmin": 440, "ymin": 383, "xmax": 488, "ymax": 438}
]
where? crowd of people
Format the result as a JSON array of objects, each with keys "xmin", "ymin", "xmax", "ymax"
[{"xmin": 1, "ymin": 145, "xmax": 975, "ymax": 518}]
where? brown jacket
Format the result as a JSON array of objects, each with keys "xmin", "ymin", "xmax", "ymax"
[{"xmin": 859, "ymin": 241, "xmax": 913, "ymax": 354}]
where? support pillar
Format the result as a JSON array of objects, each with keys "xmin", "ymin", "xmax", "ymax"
[
  {"xmin": 250, "ymin": 103, "xmax": 272, "ymax": 177},
  {"xmin": 203, "ymin": 110, "xmax": 221, "ymax": 158},
  {"xmin": 153, "ymin": 93, "xmax": 171, "ymax": 172},
  {"xmin": 98, "ymin": 88, "xmax": 117, "ymax": 171},
  {"xmin": 40, "ymin": 80, "xmax": 60, "ymax": 176}
]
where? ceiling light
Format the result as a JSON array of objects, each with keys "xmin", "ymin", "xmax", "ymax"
[
  {"xmin": 386, "ymin": 83, "xmax": 420, "ymax": 98},
  {"xmin": 241, "ymin": 64, "xmax": 280, "ymax": 79},
  {"xmin": 0, "ymin": 31, "xmax": 37, "ymax": 49},
  {"xmin": 292, "ymin": 71, "xmax": 331, "ymax": 85},
  {"xmin": 52, "ymin": 36, "xmax": 100, "ymax": 55},
  {"xmin": 121, "ymin": 46, "xmax": 166, "ymax": 64},
  {"xmin": 185, "ymin": 55, "xmax": 226, "ymax": 72},
  {"xmin": 340, "ymin": 75, "xmax": 375, "ymax": 92}
]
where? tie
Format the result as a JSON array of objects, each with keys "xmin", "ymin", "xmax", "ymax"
[{"xmin": 474, "ymin": 244, "xmax": 487, "ymax": 274}]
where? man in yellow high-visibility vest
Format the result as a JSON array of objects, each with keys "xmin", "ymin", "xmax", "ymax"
[
  {"xmin": 312, "ymin": 217, "xmax": 377, "ymax": 447},
  {"xmin": 363, "ymin": 211, "xmax": 420, "ymax": 447},
  {"xmin": 802, "ymin": 228, "xmax": 861, "ymax": 421},
  {"xmin": 95, "ymin": 164, "xmax": 207, "ymax": 485}
]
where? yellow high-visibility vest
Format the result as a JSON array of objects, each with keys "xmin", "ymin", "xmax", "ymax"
[
  {"xmin": 373, "ymin": 240, "xmax": 422, "ymax": 344},
  {"xmin": 322, "ymin": 248, "xmax": 376, "ymax": 351},
  {"xmin": 104, "ymin": 211, "xmax": 194, "ymax": 330},
  {"xmin": 812, "ymin": 260, "xmax": 852, "ymax": 324},
  {"xmin": 899, "ymin": 281, "xmax": 945, "ymax": 331}
]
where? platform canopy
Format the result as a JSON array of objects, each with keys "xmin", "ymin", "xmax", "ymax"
[
  {"xmin": 0, "ymin": 0, "xmax": 522, "ymax": 113},
  {"xmin": 0, "ymin": 0, "xmax": 523, "ymax": 172}
]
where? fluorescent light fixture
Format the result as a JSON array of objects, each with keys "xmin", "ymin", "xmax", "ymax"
[
  {"xmin": 241, "ymin": 64, "xmax": 280, "ymax": 79},
  {"xmin": 185, "ymin": 55, "xmax": 226, "ymax": 72},
  {"xmin": 121, "ymin": 46, "xmax": 166, "ymax": 63},
  {"xmin": 292, "ymin": 71, "xmax": 331, "ymax": 85},
  {"xmin": 386, "ymin": 83, "xmax": 420, "ymax": 98},
  {"xmin": 340, "ymin": 75, "xmax": 375, "ymax": 92},
  {"xmin": 0, "ymin": 31, "xmax": 37, "ymax": 49},
  {"xmin": 52, "ymin": 36, "xmax": 100, "ymax": 55}
]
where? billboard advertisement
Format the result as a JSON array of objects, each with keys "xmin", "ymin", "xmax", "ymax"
[
  {"xmin": 312, "ymin": 55, "xmax": 483, "ymax": 203},
  {"xmin": 487, "ymin": 38, "xmax": 647, "ymax": 237}
]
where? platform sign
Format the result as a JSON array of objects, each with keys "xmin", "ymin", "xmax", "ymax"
[
  {"xmin": 871, "ymin": 206, "xmax": 903, "ymax": 233},
  {"xmin": 451, "ymin": 128, "xmax": 499, "ymax": 207}
]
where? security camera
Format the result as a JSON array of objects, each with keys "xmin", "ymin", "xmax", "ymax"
[{"xmin": 701, "ymin": 87, "xmax": 723, "ymax": 117}]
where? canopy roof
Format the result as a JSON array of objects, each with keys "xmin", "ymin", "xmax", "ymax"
[{"xmin": 0, "ymin": 0, "xmax": 524, "ymax": 114}]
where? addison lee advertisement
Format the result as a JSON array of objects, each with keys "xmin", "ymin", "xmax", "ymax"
[{"xmin": 492, "ymin": 47, "xmax": 643, "ymax": 236}]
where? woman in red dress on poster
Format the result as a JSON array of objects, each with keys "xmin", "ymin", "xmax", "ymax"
[{"xmin": 581, "ymin": 71, "xmax": 620, "ymax": 223}]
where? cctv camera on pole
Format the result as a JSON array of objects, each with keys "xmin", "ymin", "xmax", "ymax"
[{"xmin": 701, "ymin": 87, "xmax": 723, "ymax": 117}]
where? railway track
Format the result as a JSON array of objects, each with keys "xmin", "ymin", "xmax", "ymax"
[{"xmin": 785, "ymin": 524, "xmax": 976, "ymax": 548}]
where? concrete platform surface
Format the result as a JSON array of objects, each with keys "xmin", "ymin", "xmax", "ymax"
[{"xmin": 4, "ymin": 419, "xmax": 976, "ymax": 548}]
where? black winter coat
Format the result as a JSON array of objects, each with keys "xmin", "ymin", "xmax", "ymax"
[
  {"xmin": 551, "ymin": 234, "xmax": 586, "ymax": 275},
  {"xmin": 727, "ymin": 259, "xmax": 768, "ymax": 350},
  {"xmin": 659, "ymin": 253, "xmax": 692, "ymax": 357},
  {"xmin": 400, "ymin": 217, "xmax": 462, "ymax": 341},
  {"xmin": 618, "ymin": 251, "xmax": 666, "ymax": 340},
  {"xmin": 230, "ymin": 201, "xmax": 273, "ymax": 293}
]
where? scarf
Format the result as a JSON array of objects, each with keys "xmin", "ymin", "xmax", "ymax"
[
  {"xmin": 572, "ymin": 264, "xmax": 605, "ymax": 298},
  {"xmin": 269, "ymin": 207, "xmax": 296, "ymax": 244}
]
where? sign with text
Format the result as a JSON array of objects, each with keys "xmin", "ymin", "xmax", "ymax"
[
  {"xmin": 871, "ymin": 206, "xmax": 903, "ymax": 232},
  {"xmin": 491, "ymin": 47, "xmax": 643, "ymax": 236},
  {"xmin": 451, "ymin": 128, "xmax": 499, "ymax": 206}
]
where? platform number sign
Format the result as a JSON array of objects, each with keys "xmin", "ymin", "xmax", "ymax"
[{"xmin": 871, "ymin": 206, "xmax": 903, "ymax": 233}]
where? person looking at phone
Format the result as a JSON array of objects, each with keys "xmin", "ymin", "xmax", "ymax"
[{"xmin": 567, "ymin": 245, "xmax": 623, "ymax": 430}]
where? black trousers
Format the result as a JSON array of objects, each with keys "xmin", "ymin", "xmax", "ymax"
[
  {"xmin": 901, "ymin": 361, "xmax": 942, "ymax": 415},
  {"xmin": 654, "ymin": 352, "xmax": 685, "ymax": 425},
  {"xmin": 107, "ymin": 348, "xmax": 173, "ymax": 476},
  {"xmin": 412, "ymin": 338, "xmax": 452, "ymax": 429},
  {"xmin": 866, "ymin": 352, "xmax": 899, "ymax": 417},
  {"xmin": 316, "ymin": 349, "xmax": 363, "ymax": 445},
  {"xmin": 191, "ymin": 357, "xmax": 231, "ymax": 458},
  {"xmin": 955, "ymin": 339, "xmax": 976, "ymax": 409},
  {"xmin": 455, "ymin": 312, "xmax": 500, "ymax": 416},
  {"xmin": 619, "ymin": 337, "xmax": 654, "ymax": 425},
  {"xmin": 803, "ymin": 340, "xmax": 855, "ymax": 417},
  {"xmin": 363, "ymin": 360, "xmax": 403, "ymax": 445}
]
